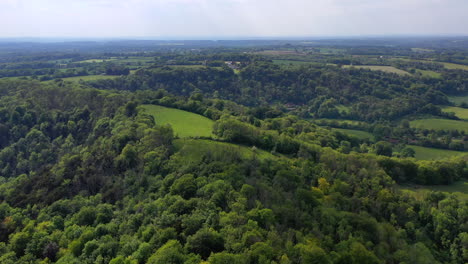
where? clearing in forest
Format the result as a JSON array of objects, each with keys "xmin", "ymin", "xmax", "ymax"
[
  {"xmin": 399, "ymin": 180, "xmax": 468, "ymax": 201},
  {"xmin": 410, "ymin": 145, "xmax": 466, "ymax": 160},
  {"xmin": 142, "ymin": 105, "xmax": 214, "ymax": 138},
  {"xmin": 441, "ymin": 106, "xmax": 468, "ymax": 120},
  {"xmin": 410, "ymin": 118, "xmax": 468, "ymax": 132},
  {"xmin": 344, "ymin": 65, "xmax": 410, "ymax": 76},
  {"xmin": 333, "ymin": 128, "xmax": 374, "ymax": 141}
]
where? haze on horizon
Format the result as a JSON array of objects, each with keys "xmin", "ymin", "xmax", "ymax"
[{"xmin": 1, "ymin": 0, "xmax": 467, "ymax": 38}]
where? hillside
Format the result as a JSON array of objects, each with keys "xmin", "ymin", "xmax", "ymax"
[{"xmin": 0, "ymin": 39, "xmax": 467, "ymax": 264}]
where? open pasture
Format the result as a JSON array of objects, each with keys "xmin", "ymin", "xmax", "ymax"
[
  {"xmin": 344, "ymin": 65, "xmax": 410, "ymax": 75},
  {"xmin": 142, "ymin": 104, "xmax": 215, "ymax": 138}
]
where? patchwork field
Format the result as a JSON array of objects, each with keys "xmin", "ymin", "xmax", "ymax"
[
  {"xmin": 409, "ymin": 118, "xmax": 468, "ymax": 132},
  {"xmin": 142, "ymin": 104, "xmax": 215, "ymax": 138},
  {"xmin": 441, "ymin": 106, "xmax": 468, "ymax": 119},
  {"xmin": 409, "ymin": 145, "xmax": 466, "ymax": 160},
  {"xmin": 399, "ymin": 180, "xmax": 468, "ymax": 201},
  {"xmin": 333, "ymin": 128, "xmax": 374, "ymax": 141},
  {"xmin": 344, "ymin": 65, "xmax": 410, "ymax": 76}
]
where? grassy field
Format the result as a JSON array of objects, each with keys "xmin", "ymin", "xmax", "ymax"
[
  {"xmin": 399, "ymin": 181, "xmax": 468, "ymax": 201},
  {"xmin": 440, "ymin": 62, "xmax": 468, "ymax": 71},
  {"xmin": 142, "ymin": 105, "xmax": 214, "ymax": 138},
  {"xmin": 448, "ymin": 95, "xmax": 468, "ymax": 106},
  {"xmin": 272, "ymin": 60, "xmax": 314, "ymax": 65},
  {"xmin": 415, "ymin": 69, "xmax": 441, "ymax": 78},
  {"xmin": 389, "ymin": 58, "xmax": 468, "ymax": 71},
  {"xmin": 344, "ymin": 65, "xmax": 410, "ymax": 76},
  {"xmin": 441, "ymin": 106, "xmax": 468, "ymax": 119},
  {"xmin": 333, "ymin": 128, "xmax": 374, "ymax": 141},
  {"xmin": 410, "ymin": 118, "xmax": 468, "ymax": 132},
  {"xmin": 409, "ymin": 145, "xmax": 466, "ymax": 160},
  {"xmin": 411, "ymin": 48, "xmax": 434, "ymax": 53},
  {"xmin": 173, "ymin": 139, "xmax": 278, "ymax": 163},
  {"xmin": 77, "ymin": 59, "xmax": 117, "ymax": 63},
  {"xmin": 314, "ymin": 118, "xmax": 368, "ymax": 127},
  {"xmin": 58, "ymin": 75, "xmax": 121, "ymax": 82}
]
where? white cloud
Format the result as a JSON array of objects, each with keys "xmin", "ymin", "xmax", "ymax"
[{"xmin": 0, "ymin": 0, "xmax": 466, "ymax": 37}]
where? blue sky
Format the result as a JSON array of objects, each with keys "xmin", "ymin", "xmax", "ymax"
[{"xmin": 0, "ymin": 0, "xmax": 467, "ymax": 38}]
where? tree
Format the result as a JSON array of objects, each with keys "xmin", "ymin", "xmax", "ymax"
[
  {"xmin": 372, "ymin": 141, "xmax": 393, "ymax": 157},
  {"xmin": 185, "ymin": 228, "xmax": 224, "ymax": 259},
  {"xmin": 147, "ymin": 240, "xmax": 186, "ymax": 264},
  {"xmin": 401, "ymin": 147, "xmax": 415, "ymax": 158}
]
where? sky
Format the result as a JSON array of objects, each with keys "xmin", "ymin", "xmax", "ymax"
[{"xmin": 0, "ymin": 0, "xmax": 467, "ymax": 38}]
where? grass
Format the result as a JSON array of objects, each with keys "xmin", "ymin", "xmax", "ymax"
[
  {"xmin": 77, "ymin": 59, "xmax": 117, "ymax": 63},
  {"xmin": 389, "ymin": 58, "xmax": 468, "ymax": 71},
  {"xmin": 414, "ymin": 69, "xmax": 441, "ymax": 78},
  {"xmin": 142, "ymin": 105, "xmax": 215, "ymax": 138},
  {"xmin": 409, "ymin": 145, "xmax": 466, "ymax": 160},
  {"xmin": 272, "ymin": 60, "xmax": 313, "ymax": 65},
  {"xmin": 440, "ymin": 62, "xmax": 468, "ymax": 71},
  {"xmin": 335, "ymin": 105, "xmax": 351, "ymax": 114},
  {"xmin": 411, "ymin": 48, "xmax": 434, "ymax": 53},
  {"xmin": 314, "ymin": 118, "xmax": 368, "ymax": 127},
  {"xmin": 399, "ymin": 180, "xmax": 468, "ymax": 201},
  {"xmin": 333, "ymin": 128, "xmax": 374, "ymax": 141},
  {"xmin": 58, "ymin": 75, "xmax": 121, "ymax": 82},
  {"xmin": 344, "ymin": 65, "xmax": 410, "ymax": 76},
  {"xmin": 448, "ymin": 95, "xmax": 468, "ymax": 106},
  {"xmin": 409, "ymin": 118, "xmax": 468, "ymax": 132},
  {"xmin": 441, "ymin": 106, "xmax": 468, "ymax": 119},
  {"xmin": 173, "ymin": 139, "xmax": 278, "ymax": 163}
]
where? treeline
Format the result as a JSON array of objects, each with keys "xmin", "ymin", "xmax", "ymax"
[{"xmin": 83, "ymin": 60, "xmax": 459, "ymax": 122}]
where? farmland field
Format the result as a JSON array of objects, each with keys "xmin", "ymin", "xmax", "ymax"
[
  {"xmin": 399, "ymin": 180, "xmax": 468, "ymax": 201},
  {"xmin": 409, "ymin": 145, "xmax": 466, "ymax": 160},
  {"xmin": 415, "ymin": 69, "xmax": 441, "ymax": 78},
  {"xmin": 77, "ymin": 59, "xmax": 117, "ymax": 63},
  {"xmin": 440, "ymin": 62, "xmax": 468, "ymax": 71},
  {"xmin": 333, "ymin": 128, "xmax": 374, "ymax": 141},
  {"xmin": 173, "ymin": 139, "xmax": 278, "ymax": 163},
  {"xmin": 344, "ymin": 65, "xmax": 410, "ymax": 75},
  {"xmin": 314, "ymin": 118, "xmax": 369, "ymax": 127},
  {"xmin": 272, "ymin": 60, "xmax": 314, "ymax": 65},
  {"xmin": 142, "ymin": 104, "xmax": 214, "ymax": 138},
  {"xmin": 441, "ymin": 106, "xmax": 468, "ymax": 119},
  {"xmin": 409, "ymin": 118, "xmax": 468, "ymax": 132},
  {"xmin": 57, "ymin": 75, "xmax": 121, "ymax": 82}
]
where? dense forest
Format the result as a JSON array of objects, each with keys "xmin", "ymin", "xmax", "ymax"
[{"xmin": 0, "ymin": 38, "xmax": 467, "ymax": 263}]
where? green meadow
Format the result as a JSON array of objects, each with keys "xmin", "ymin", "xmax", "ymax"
[
  {"xmin": 58, "ymin": 75, "xmax": 121, "ymax": 82},
  {"xmin": 272, "ymin": 60, "xmax": 314, "ymax": 65},
  {"xmin": 173, "ymin": 139, "xmax": 278, "ymax": 163},
  {"xmin": 410, "ymin": 118, "xmax": 468, "ymax": 132},
  {"xmin": 409, "ymin": 145, "xmax": 466, "ymax": 160},
  {"xmin": 441, "ymin": 106, "xmax": 468, "ymax": 119},
  {"xmin": 142, "ymin": 105, "xmax": 215, "ymax": 138},
  {"xmin": 415, "ymin": 69, "xmax": 441, "ymax": 78},
  {"xmin": 440, "ymin": 62, "xmax": 468, "ymax": 71},
  {"xmin": 448, "ymin": 95, "xmax": 468, "ymax": 106},
  {"xmin": 344, "ymin": 65, "xmax": 410, "ymax": 76},
  {"xmin": 399, "ymin": 180, "xmax": 468, "ymax": 201},
  {"xmin": 333, "ymin": 128, "xmax": 374, "ymax": 141}
]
